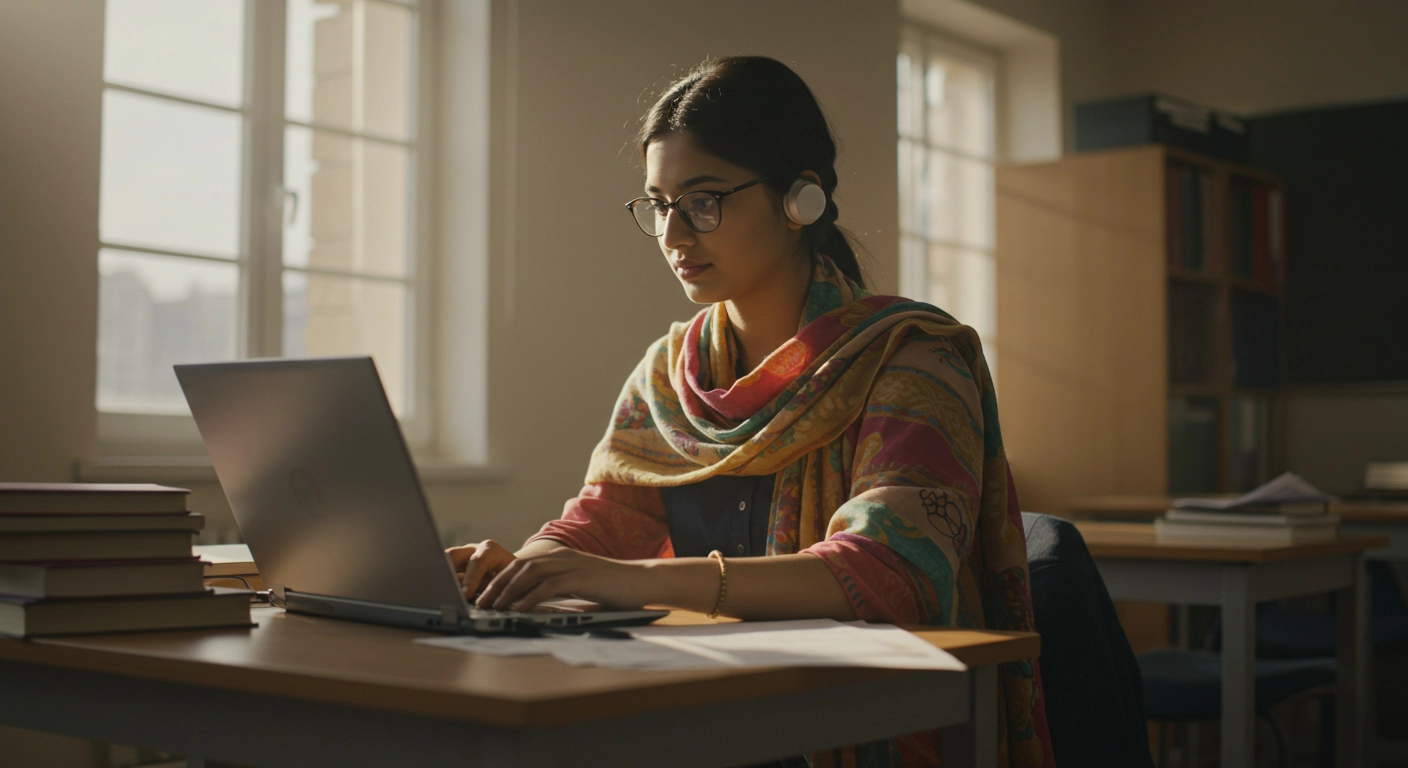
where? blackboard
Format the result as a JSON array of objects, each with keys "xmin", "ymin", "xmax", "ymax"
[{"xmin": 1247, "ymin": 99, "xmax": 1408, "ymax": 384}]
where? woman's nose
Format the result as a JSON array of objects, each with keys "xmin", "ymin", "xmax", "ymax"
[{"xmin": 660, "ymin": 206, "xmax": 696, "ymax": 250}]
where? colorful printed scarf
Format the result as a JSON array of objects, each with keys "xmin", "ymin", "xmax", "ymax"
[{"xmin": 579, "ymin": 257, "xmax": 1052, "ymax": 767}]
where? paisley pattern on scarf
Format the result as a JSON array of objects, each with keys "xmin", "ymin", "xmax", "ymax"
[{"xmin": 533, "ymin": 257, "xmax": 1053, "ymax": 767}]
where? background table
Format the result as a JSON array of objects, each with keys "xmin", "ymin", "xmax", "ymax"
[
  {"xmin": 1068, "ymin": 496, "xmax": 1408, "ymax": 562},
  {"xmin": 1076, "ymin": 521, "xmax": 1384, "ymax": 768},
  {"xmin": 0, "ymin": 606, "xmax": 1037, "ymax": 768}
]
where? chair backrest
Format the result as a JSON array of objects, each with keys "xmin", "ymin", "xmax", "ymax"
[{"xmin": 1022, "ymin": 512, "xmax": 1155, "ymax": 768}]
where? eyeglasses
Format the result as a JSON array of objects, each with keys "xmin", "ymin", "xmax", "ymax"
[{"xmin": 624, "ymin": 176, "xmax": 770, "ymax": 237}]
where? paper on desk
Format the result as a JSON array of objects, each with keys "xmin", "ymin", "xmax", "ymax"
[
  {"xmin": 415, "ymin": 619, "xmax": 966, "ymax": 672},
  {"xmin": 1173, "ymin": 471, "xmax": 1335, "ymax": 510}
]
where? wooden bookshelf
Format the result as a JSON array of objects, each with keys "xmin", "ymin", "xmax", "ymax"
[{"xmin": 995, "ymin": 144, "xmax": 1288, "ymax": 516}]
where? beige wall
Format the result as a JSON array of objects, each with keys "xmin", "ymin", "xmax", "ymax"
[
  {"xmin": 1108, "ymin": 0, "xmax": 1408, "ymax": 116},
  {"xmin": 1286, "ymin": 390, "xmax": 1408, "ymax": 495},
  {"xmin": 0, "ymin": 0, "xmax": 102, "ymax": 484},
  {"xmin": 435, "ymin": 0, "xmax": 902, "ymax": 546}
]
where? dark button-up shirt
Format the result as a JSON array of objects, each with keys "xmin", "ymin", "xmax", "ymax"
[{"xmin": 659, "ymin": 474, "xmax": 776, "ymax": 558}]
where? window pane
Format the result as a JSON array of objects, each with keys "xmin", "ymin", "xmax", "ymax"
[
  {"xmin": 284, "ymin": 127, "xmax": 411, "ymax": 276},
  {"xmin": 286, "ymin": 0, "xmax": 415, "ymax": 141},
  {"xmin": 898, "ymin": 138, "xmax": 918, "ymax": 235},
  {"xmin": 101, "ymin": 90, "xmax": 243, "ymax": 257},
  {"xmin": 897, "ymin": 46, "xmax": 924, "ymax": 140},
  {"xmin": 934, "ymin": 245, "xmax": 995, "ymax": 340},
  {"xmin": 104, "ymin": 0, "xmax": 245, "ymax": 108},
  {"xmin": 283, "ymin": 272, "xmax": 410, "ymax": 415},
  {"xmin": 925, "ymin": 55, "xmax": 992, "ymax": 158},
  {"xmin": 900, "ymin": 234, "xmax": 926, "ymax": 301},
  {"xmin": 98, "ymin": 250, "xmax": 239, "ymax": 413},
  {"xmin": 924, "ymin": 150, "xmax": 993, "ymax": 250}
]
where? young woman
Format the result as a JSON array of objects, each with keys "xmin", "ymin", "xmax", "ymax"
[{"xmin": 448, "ymin": 56, "xmax": 1052, "ymax": 767}]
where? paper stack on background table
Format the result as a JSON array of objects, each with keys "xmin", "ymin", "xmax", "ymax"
[
  {"xmin": 1156, "ymin": 472, "xmax": 1338, "ymax": 545},
  {"xmin": 417, "ymin": 618, "xmax": 966, "ymax": 671}
]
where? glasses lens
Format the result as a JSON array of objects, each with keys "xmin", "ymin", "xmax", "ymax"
[
  {"xmin": 678, "ymin": 192, "xmax": 721, "ymax": 233},
  {"xmin": 630, "ymin": 198, "xmax": 666, "ymax": 236}
]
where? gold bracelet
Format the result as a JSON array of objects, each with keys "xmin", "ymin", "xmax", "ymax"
[{"xmin": 706, "ymin": 549, "xmax": 728, "ymax": 619}]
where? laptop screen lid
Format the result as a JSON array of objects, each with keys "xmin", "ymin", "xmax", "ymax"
[{"xmin": 175, "ymin": 357, "xmax": 469, "ymax": 620}]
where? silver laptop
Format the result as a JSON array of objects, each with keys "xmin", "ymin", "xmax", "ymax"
[{"xmin": 175, "ymin": 357, "xmax": 666, "ymax": 634}]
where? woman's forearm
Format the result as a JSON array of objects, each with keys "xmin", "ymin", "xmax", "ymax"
[
  {"xmin": 641, "ymin": 553, "xmax": 857, "ymax": 622},
  {"xmin": 514, "ymin": 537, "xmax": 568, "ymax": 559}
]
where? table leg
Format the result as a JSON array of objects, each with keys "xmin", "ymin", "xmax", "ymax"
[
  {"xmin": 1221, "ymin": 566, "xmax": 1255, "ymax": 768},
  {"xmin": 1336, "ymin": 554, "xmax": 1369, "ymax": 767},
  {"xmin": 939, "ymin": 665, "xmax": 996, "ymax": 767}
]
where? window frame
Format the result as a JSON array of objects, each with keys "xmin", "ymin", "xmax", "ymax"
[
  {"xmin": 897, "ymin": 23, "xmax": 1001, "ymax": 375},
  {"xmin": 96, "ymin": 0, "xmax": 438, "ymax": 455}
]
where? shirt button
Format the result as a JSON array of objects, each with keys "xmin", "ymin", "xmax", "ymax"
[
  {"xmin": 738, "ymin": 501, "xmax": 746, "ymax": 511},
  {"xmin": 736, "ymin": 543, "xmax": 746, "ymax": 555}
]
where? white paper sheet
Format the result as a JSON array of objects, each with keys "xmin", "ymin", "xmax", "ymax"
[
  {"xmin": 1172, "ymin": 471, "xmax": 1334, "ymax": 510},
  {"xmin": 415, "ymin": 618, "xmax": 966, "ymax": 672}
]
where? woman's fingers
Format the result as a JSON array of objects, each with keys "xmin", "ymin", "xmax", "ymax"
[
  {"xmin": 475, "ymin": 557, "xmax": 531, "ymax": 609},
  {"xmin": 509, "ymin": 576, "xmax": 568, "ymax": 612},
  {"xmin": 483, "ymin": 554, "xmax": 571, "ymax": 610},
  {"xmin": 446, "ymin": 539, "xmax": 500, "ymax": 571},
  {"xmin": 459, "ymin": 544, "xmax": 514, "ymax": 598}
]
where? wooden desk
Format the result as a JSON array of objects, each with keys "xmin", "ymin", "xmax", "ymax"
[
  {"xmin": 1077, "ymin": 521, "xmax": 1385, "ymax": 768},
  {"xmin": 0, "ymin": 606, "xmax": 1036, "ymax": 768},
  {"xmin": 1069, "ymin": 495, "xmax": 1408, "ymax": 561}
]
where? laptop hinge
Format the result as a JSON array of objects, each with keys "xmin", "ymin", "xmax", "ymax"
[
  {"xmin": 268, "ymin": 584, "xmax": 288, "ymax": 608},
  {"xmin": 440, "ymin": 604, "xmax": 458, "ymax": 627}
]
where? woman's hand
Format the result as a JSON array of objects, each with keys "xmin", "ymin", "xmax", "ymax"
[
  {"xmin": 445, "ymin": 539, "xmax": 518, "ymax": 599},
  {"xmin": 475, "ymin": 548, "xmax": 654, "ymax": 612}
]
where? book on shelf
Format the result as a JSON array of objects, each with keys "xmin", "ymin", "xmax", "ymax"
[
  {"xmin": 1227, "ymin": 178, "xmax": 1285, "ymax": 287},
  {"xmin": 0, "ymin": 512, "xmax": 204, "ymax": 534},
  {"xmin": 0, "ymin": 558, "xmax": 206, "ymax": 599},
  {"xmin": 1168, "ymin": 396, "xmax": 1220, "ymax": 494},
  {"xmin": 1167, "ymin": 282, "xmax": 1216, "ymax": 385},
  {"xmin": 0, "ymin": 483, "xmax": 190, "ymax": 514},
  {"xmin": 0, "ymin": 531, "xmax": 194, "ymax": 561},
  {"xmin": 1154, "ymin": 516, "xmax": 1337, "ymax": 546},
  {"xmin": 0, "ymin": 587, "xmax": 252, "ymax": 638},
  {"xmin": 1166, "ymin": 162, "xmax": 1212, "ymax": 273}
]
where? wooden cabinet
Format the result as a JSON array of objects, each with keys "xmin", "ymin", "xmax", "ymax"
[{"xmin": 995, "ymin": 145, "xmax": 1287, "ymax": 518}]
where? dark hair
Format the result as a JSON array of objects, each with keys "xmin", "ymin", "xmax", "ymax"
[{"xmin": 637, "ymin": 56, "xmax": 865, "ymax": 288}]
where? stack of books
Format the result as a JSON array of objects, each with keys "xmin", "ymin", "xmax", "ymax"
[
  {"xmin": 1155, "ymin": 472, "xmax": 1338, "ymax": 545},
  {"xmin": 0, "ymin": 483, "xmax": 252, "ymax": 637}
]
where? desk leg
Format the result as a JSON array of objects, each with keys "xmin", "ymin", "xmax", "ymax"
[
  {"xmin": 1221, "ymin": 566, "xmax": 1255, "ymax": 768},
  {"xmin": 939, "ymin": 666, "xmax": 997, "ymax": 767},
  {"xmin": 1336, "ymin": 554, "xmax": 1370, "ymax": 768}
]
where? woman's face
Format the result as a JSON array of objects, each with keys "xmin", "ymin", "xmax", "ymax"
[{"xmin": 644, "ymin": 132, "xmax": 803, "ymax": 305}]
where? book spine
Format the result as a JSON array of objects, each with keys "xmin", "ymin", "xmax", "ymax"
[
  {"xmin": 1166, "ymin": 164, "xmax": 1183, "ymax": 271},
  {"xmin": 1252, "ymin": 185, "xmax": 1271, "ymax": 285}
]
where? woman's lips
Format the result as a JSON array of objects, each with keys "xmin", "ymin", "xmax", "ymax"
[{"xmin": 674, "ymin": 262, "xmax": 712, "ymax": 280}]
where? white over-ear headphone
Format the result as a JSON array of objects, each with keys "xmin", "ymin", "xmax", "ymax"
[{"xmin": 784, "ymin": 178, "xmax": 827, "ymax": 226}]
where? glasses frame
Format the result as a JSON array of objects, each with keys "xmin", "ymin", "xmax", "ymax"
[{"xmin": 624, "ymin": 176, "xmax": 772, "ymax": 237}]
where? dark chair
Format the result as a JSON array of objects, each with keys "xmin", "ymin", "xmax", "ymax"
[
  {"xmin": 1137, "ymin": 650, "xmax": 1336, "ymax": 766},
  {"xmin": 1022, "ymin": 512, "xmax": 1155, "ymax": 768}
]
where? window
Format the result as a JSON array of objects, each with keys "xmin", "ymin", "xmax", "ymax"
[
  {"xmin": 97, "ymin": 0, "xmax": 430, "ymax": 448},
  {"xmin": 897, "ymin": 26, "xmax": 998, "ymax": 378}
]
